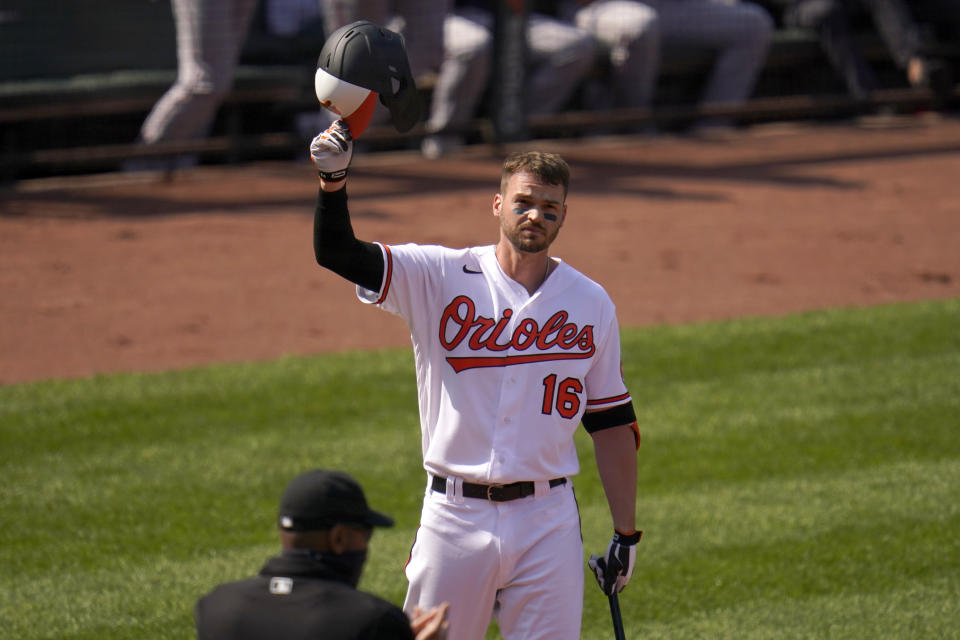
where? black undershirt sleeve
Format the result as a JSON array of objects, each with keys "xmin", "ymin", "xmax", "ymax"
[{"xmin": 313, "ymin": 186, "xmax": 385, "ymax": 293}]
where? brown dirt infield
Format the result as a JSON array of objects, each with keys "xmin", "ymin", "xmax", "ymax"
[{"xmin": 2, "ymin": 118, "xmax": 959, "ymax": 385}]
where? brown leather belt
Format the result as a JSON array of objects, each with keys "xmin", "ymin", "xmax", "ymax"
[{"xmin": 431, "ymin": 475, "xmax": 566, "ymax": 502}]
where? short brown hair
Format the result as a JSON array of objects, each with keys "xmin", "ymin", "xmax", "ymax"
[{"xmin": 500, "ymin": 151, "xmax": 570, "ymax": 197}]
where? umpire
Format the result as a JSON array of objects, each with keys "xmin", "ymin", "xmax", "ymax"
[{"xmin": 195, "ymin": 469, "xmax": 449, "ymax": 639}]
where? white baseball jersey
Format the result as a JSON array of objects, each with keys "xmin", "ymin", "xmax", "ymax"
[{"xmin": 358, "ymin": 242, "xmax": 631, "ymax": 484}]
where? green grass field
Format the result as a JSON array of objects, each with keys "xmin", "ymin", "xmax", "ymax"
[{"xmin": 2, "ymin": 299, "xmax": 958, "ymax": 639}]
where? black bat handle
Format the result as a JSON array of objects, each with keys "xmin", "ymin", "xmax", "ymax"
[{"xmin": 608, "ymin": 591, "xmax": 626, "ymax": 640}]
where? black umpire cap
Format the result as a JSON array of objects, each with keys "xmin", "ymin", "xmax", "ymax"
[{"xmin": 278, "ymin": 469, "xmax": 394, "ymax": 532}]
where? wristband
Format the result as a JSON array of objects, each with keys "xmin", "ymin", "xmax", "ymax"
[
  {"xmin": 613, "ymin": 530, "xmax": 642, "ymax": 545},
  {"xmin": 319, "ymin": 169, "xmax": 348, "ymax": 182}
]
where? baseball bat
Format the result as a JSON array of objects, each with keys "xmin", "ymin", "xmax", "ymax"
[{"xmin": 608, "ymin": 591, "xmax": 626, "ymax": 640}]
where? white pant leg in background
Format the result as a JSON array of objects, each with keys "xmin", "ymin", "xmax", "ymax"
[
  {"xmin": 139, "ymin": 0, "xmax": 258, "ymax": 146},
  {"xmin": 575, "ymin": 0, "xmax": 661, "ymax": 108},
  {"xmin": 425, "ymin": 10, "xmax": 493, "ymax": 136},
  {"xmin": 525, "ymin": 13, "xmax": 597, "ymax": 116}
]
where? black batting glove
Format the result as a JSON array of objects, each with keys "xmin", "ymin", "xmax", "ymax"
[{"xmin": 588, "ymin": 529, "xmax": 642, "ymax": 595}]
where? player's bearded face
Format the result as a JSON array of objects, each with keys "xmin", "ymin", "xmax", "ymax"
[{"xmin": 496, "ymin": 173, "xmax": 566, "ymax": 254}]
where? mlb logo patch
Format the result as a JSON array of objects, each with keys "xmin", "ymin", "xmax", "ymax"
[{"xmin": 270, "ymin": 577, "xmax": 293, "ymax": 595}]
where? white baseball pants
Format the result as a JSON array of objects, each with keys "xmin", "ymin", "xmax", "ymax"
[{"xmin": 404, "ymin": 476, "xmax": 584, "ymax": 640}]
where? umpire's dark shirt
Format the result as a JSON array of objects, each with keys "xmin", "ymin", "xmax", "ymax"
[{"xmin": 195, "ymin": 550, "xmax": 414, "ymax": 640}]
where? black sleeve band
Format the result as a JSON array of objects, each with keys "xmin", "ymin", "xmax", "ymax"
[
  {"xmin": 314, "ymin": 187, "xmax": 384, "ymax": 293},
  {"xmin": 581, "ymin": 402, "xmax": 637, "ymax": 434}
]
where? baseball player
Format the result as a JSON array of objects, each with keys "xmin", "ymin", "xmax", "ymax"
[{"xmin": 309, "ymin": 119, "xmax": 642, "ymax": 639}]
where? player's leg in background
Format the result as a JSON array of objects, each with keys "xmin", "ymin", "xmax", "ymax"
[
  {"xmin": 140, "ymin": 0, "xmax": 259, "ymax": 147},
  {"xmin": 403, "ymin": 493, "xmax": 501, "ymax": 640},
  {"xmin": 422, "ymin": 9, "xmax": 493, "ymax": 158},
  {"xmin": 783, "ymin": 0, "xmax": 879, "ymax": 100},
  {"xmin": 524, "ymin": 13, "xmax": 598, "ymax": 116},
  {"xmin": 860, "ymin": 0, "xmax": 957, "ymax": 99},
  {"xmin": 574, "ymin": 0, "xmax": 661, "ymax": 109},
  {"xmin": 860, "ymin": 0, "xmax": 925, "ymax": 70},
  {"xmin": 655, "ymin": 0, "xmax": 773, "ymax": 108}
]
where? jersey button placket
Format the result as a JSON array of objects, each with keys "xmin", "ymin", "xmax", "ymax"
[
  {"xmin": 490, "ymin": 319, "xmax": 521, "ymax": 478},
  {"xmin": 491, "ymin": 398, "xmax": 513, "ymax": 477}
]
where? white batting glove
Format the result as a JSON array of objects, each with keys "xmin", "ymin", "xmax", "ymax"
[
  {"xmin": 309, "ymin": 119, "xmax": 353, "ymax": 182},
  {"xmin": 588, "ymin": 529, "xmax": 642, "ymax": 595}
]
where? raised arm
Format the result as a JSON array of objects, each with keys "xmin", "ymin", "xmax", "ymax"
[{"xmin": 310, "ymin": 120, "xmax": 384, "ymax": 292}]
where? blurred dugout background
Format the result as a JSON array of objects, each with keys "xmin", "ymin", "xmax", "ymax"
[{"xmin": 0, "ymin": 0, "xmax": 957, "ymax": 181}]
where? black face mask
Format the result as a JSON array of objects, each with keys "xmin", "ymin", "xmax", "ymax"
[{"xmin": 309, "ymin": 549, "xmax": 367, "ymax": 587}]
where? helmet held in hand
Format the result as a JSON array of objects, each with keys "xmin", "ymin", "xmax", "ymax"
[{"xmin": 315, "ymin": 20, "xmax": 421, "ymax": 137}]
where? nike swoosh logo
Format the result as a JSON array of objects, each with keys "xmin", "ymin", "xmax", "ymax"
[{"xmin": 462, "ymin": 265, "xmax": 482, "ymax": 274}]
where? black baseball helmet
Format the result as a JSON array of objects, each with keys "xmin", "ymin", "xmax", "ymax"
[{"xmin": 315, "ymin": 20, "xmax": 421, "ymax": 136}]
